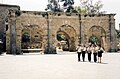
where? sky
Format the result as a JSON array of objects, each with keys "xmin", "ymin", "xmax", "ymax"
[{"xmin": 1, "ymin": 0, "xmax": 120, "ymax": 29}]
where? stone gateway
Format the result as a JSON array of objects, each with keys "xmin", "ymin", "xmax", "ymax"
[{"xmin": 0, "ymin": 4, "xmax": 117, "ymax": 54}]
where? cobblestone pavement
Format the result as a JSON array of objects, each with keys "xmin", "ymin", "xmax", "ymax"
[{"xmin": 0, "ymin": 52, "xmax": 120, "ymax": 79}]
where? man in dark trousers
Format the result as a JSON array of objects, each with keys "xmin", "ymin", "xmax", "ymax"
[
  {"xmin": 76, "ymin": 44, "xmax": 83, "ymax": 62},
  {"xmin": 87, "ymin": 45, "xmax": 92, "ymax": 62},
  {"xmin": 82, "ymin": 45, "xmax": 86, "ymax": 62},
  {"xmin": 94, "ymin": 45, "xmax": 99, "ymax": 62}
]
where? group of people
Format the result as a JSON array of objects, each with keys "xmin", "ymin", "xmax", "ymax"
[{"xmin": 76, "ymin": 44, "xmax": 104, "ymax": 63}]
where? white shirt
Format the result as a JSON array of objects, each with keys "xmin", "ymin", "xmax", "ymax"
[
  {"xmin": 83, "ymin": 47, "xmax": 86, "ymax": 51},
  {"xmin": 77, "ymin": 46, "xmax": 83, "ymax": 52}
]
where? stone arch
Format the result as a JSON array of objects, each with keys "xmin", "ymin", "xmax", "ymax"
[
  {"xmin": 89, "ymin": 26, "xmax": 106, "ymax": 36},
  {"xmin": 57, "ymin": 31, "xmax": 70, "ymax": 51},
  {"xmin": 88, "ymin": 25, "xmax": 106, "ymax": 48},
  {"xmin": 21, "ymin": 25, "xmax": 44, "ymax": 49},
  {"xmin": 56, "ymin": 24, "xmax": 77, "ymax": 52}
]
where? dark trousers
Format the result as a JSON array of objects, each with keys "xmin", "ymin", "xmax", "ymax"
[
  {"xmin": 88, "ymin": 52, "xmax": 91, "ymax": 62},
  {"xmin": 77, "ymin": 52, "xmax": 81, "ymax": 61},
  {"xmin": 93, "ymin": 53, "xmax": 97, "ymax": 62},
  {"xmin": 82, "ymin": 51, "xmax": 86, "ymax": 62}
]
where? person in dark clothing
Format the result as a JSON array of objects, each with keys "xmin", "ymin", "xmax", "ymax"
[
  {"xmin": 87, "ymin": 46, "xmax": 92, "ymax": 62},
  {"xmin": 92, "ymin": 45, "xmax": 98, "ymax": 63},
  {"xmin": 76, "ymin": 45, "xmax": 83, "ymax": 62},
  {"xmin": 98, "ymin": 46, "xmax": 104, "ymax": 63},
  {"xmin": 82, "ymin": 45, "xmax": 86, "ymax": 62},
  {"xmin": 94, "ymin": 45, "xmax": 99, "ymax": 62}
]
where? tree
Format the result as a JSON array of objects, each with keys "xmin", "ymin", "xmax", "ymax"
[
  {"xmin": 61, "ymin": 0, "xmax": 74, "ymax": 12},
  {"xmin": 57, "ymin": 34, "xmax": 66, "ymax": 41},
  {"xmin": 45, "ymin": 0, "xmax": 62, "ymax": 12},
  {"xmin": 74, "ymin": 6, "xmax": 87, "ymax": 14},
  {"xmin": 76, "ymin": 0, "xmax": 106, "ymax": 14},
  {"xmin": 45, "ymin": 0, "xmax": 75, "ymax": 13}
]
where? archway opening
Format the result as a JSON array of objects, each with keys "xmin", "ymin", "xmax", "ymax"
[
  {"xmin": 56, "ymin": 31, "xmax": 69, "ymax": 51},
  {"xmin": 21, "ymin": 25, "xmax": 43, "ymax": 49},
  {"xmin": 89, "ymin": 25, "xmax": 106, "ymax": 48},
  {"xmin": 21, "ymin": 31, "xmax": 30, "ymax": 49},
  {"xmin": 56, "ymin": 24, "xmax": 77, "ymax": 52}
]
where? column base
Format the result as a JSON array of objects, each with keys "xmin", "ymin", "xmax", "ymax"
[{"xmin": 44, "ymin": 47, "xmax": 57, "ymax": 54}]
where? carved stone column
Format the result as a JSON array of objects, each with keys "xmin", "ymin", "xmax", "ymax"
[
  {"xmin": 7, "ymin": 10, "xmax": 17, "ymax": 54},
  {"xmin": 101, "ymin": 36, "xmax": 107, "ymax": 51},
  {"xmin": 109, "ymin": 14, "xmax": 117, "ymax": 52},
  {"xmin": 44, "ymin": 13, "xmax": 56, "ymax": 54}
]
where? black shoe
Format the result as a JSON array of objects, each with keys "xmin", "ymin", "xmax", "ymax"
[{"xmin": 78, "ymin": 60, "xmax": 80, "ymax": 62}]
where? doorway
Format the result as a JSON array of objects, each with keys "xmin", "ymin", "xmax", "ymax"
[
  {"xmin": 57, "ymin": 31, "xmax": 69, "ymax": 51},
  {"xmin": 56, "ymin": 25, "xmax": 77, "ymax": 52}
]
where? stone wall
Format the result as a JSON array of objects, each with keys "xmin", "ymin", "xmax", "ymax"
[
  {"xmin": 16, "ymin": 11, "xmax": 48, "ymax": 53},
  {"xmin": 0, "ymin": 4, "xmax": 20, "ymax": 53},
  {"xmin": 0, "ymin": 4, "xmax": 117, "ymax": 54},
  {"xmin": 15, "ymin": 11, "xmax": 117, "ymax": 53}
]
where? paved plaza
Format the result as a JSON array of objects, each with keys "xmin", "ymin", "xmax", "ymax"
[{"xmin": 0, "ymin": 51, "xmax": 120, "ymax": 79}]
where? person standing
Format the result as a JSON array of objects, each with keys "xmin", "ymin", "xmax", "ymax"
[
  {"xmin": 82, "ymin": 45, "xmax": 86, "ymax": 62},
  {"xmin": 93, "ymin": 45, "xmax": 99, "ymax": 62},
  {"xmin": 98, "ymin": 46, "xmax": 104, "ymax": 63},
  {"xmin": 87, "ymin": 45, "xmax": 92, "ymax": 62},
  {"xmin": 76, "ymin": 45, "xmax": 82, "ymax": 62}
]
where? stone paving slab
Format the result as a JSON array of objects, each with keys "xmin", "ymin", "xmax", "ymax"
[{"xmin": 0, "ymin": 52, "xmax": 120, "ymax": 79}]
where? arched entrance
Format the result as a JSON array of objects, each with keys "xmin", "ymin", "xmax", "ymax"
[
  {"xmin": 57, "ymin": 31, "xmax": 70, "ymax": 51},
  {"xmin": 21, "ymin": 25, "xmax": 43, "ymax": 49},
  {"xmin": 89, "ymin": 26, "xmax": 106, "ymax": 48},
  {"xmin": 56, "ymin": 24, "xmax": 77, "ymax": 52}
]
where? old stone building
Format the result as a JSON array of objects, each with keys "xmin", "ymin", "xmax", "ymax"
[
  {"xmin": 0, "ymin": 4, "xmax": 117, "ymax": 54},
  {"xmin": 0, "ymin": 4, "xmax": 20, "ymax": 53}
]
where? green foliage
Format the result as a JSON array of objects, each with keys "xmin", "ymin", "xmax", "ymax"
[
  {"xmin": 75, "ymin": 0, "xmax": 106, "ymax": 14},
  {"xmin": 116, "ymin": 29, "xmax": 120, "ymax": 38},
  {"xmin": 57, "ymin": 34, "xmax": 66, "ymax": 41},
  {"xmin": 89, "ymin": 36, "xmax": 99, "ymax": 44},
  {"xmin": 22, "ymin": 32, "xmax": 30, "ymax": 43},
  {"xmin": 45, "ymin": 0, "xmax": 62, "ymax": 12},
  {"xmin": 74, "ymin": 6, "xmax": 87, "ymax": 14},
  {"xmin": 45, "ymin": 0, "xmax": 75, "ymax": 13}
]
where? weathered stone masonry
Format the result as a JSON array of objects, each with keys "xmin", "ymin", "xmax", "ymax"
[
  {"xmin": 0, "ymin": 4, "xmax": 20, "ymax": 53},
  {"xmin": 0, "ymin": 4, "xmax": 117, "ymax": 54}
]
